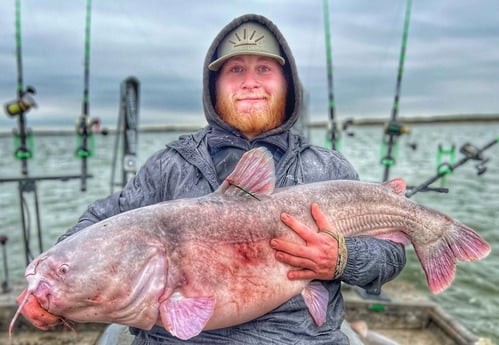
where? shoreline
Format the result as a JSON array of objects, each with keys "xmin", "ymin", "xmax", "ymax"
[{"xmin": 1, "ymin": 114, "xmax": 498, "ymax": 137}]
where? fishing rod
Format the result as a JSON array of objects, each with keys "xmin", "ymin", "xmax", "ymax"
[
  {"xmin": 1, "ymin": 0, "xmax": 94, "ymax": 266},
  {"xmin": 4, "ymin": 0, "xmax": 37, "ymax": 174},
  {"xmin": 2, "ymin": 0, "xmax": 43, "ymax": 265},
  {"xmin": 76, "ymin": 0, "xmax": 93, "ymax": 192},
  {"xmin": 322, "ymin": 0, "xmax": 340, "ymax": 150},
  {"xmin": 381, "ymin": 0, "xmax": 413, "ymax": 181},
  {"xmin": 406, "ymin": 137, "xmax": 498, "ymax": 198}
]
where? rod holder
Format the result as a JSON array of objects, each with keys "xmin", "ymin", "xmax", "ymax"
[{"xmin": 0, "ymin": 235, "xmax": 11, "ymax": 293}]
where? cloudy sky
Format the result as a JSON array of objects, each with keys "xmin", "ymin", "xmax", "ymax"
[{"xmin": 1, "ymin": 0, "xmax": 498, "ymax": 130}]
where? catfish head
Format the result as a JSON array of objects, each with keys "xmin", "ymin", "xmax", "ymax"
[
  {"xmin": 9, "ymin": 254, "xmax": 77, "ymax": 338},
  {"xmin": 11, "ymin": 219, "xmax": 169, "ymax": 336}
]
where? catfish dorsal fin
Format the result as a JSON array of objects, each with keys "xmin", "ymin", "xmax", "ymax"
[
  {"xmin": 218, "ymin": 147, "xmax": 276, "ymax": 199},
  {"xmin": 383, "ymin": 177, "xmax": 406, "ymax": 196}
]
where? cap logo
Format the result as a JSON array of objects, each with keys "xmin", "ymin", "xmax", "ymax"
[
  {"xmin": 208, "ymin": 22, "xmax": 285, "ymax": 71},
  {"xmin": 229, "ymin": 29, "xmax": 265, "ymax": 47}
]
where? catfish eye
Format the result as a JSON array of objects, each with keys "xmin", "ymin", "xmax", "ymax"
[{"xmin": 57, "ymin": 264, "xmax": 69, "ymax": 276}]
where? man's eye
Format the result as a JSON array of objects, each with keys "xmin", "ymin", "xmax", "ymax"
[
  {"xmin": 229, "ymin": 66, "xmax": 244, "ymax": 73},
  {"xmin": 258, "ymin": 65, "xmax": 271, "ymax": 73}
]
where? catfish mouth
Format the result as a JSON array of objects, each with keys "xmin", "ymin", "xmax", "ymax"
[
  {"xmin": 12, "ymin": 256, "xmax": 66, "ymax": 329},
  {"xmin": 9, "ymin": 286, "xmax": 67, "ymax": 339}
]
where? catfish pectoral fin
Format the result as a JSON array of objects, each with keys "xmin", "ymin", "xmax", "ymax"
[{"xmin": 160, "ymin": 292, "xmax": 216, "ymax": 340}]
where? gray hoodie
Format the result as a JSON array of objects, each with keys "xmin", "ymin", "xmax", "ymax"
[{"xmin": 60, "ymin": 14, "xmax": 405, "ymax": 345}]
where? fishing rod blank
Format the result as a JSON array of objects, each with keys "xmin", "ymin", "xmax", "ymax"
[
  {"xmin": 76, "ymin": 0, "xmax": 93, "ymax": 192},
  {"xmin": 381, "ymin": 0, "xmax": 412, "ymax": 181},
  {"xmin": 322, "ymin": 0, "xmax": 340, "ymax": 150}
]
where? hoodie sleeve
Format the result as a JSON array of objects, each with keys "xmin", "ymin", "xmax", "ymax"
[
  {"xmin": 57, "ymin": 149, "xmax": 167, "ymax": 243},
  {"xmin": 342, "ymin": 237, "xmax": 406, "ymax": 293}
]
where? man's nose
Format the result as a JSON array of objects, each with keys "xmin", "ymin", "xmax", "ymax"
[{"xmin": 241, "ymin": 71, "xmax": 260, "ymax": 88}]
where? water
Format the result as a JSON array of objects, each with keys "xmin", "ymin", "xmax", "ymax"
[{"xmin": 0, "ymin": 123, "xmax": 498, "ymax": 342}]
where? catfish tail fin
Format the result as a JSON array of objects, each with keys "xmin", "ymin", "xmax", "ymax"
[{"xmin": 414, "ymin": 219, "xmax": 490, "ymax": 294}]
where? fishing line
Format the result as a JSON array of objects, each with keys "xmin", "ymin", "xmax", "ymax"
[{"xmin": 228, "ymin": 181, "xmax": 261, "ymax": 201}]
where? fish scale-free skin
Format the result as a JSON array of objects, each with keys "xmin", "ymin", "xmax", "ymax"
[
  {"xmin": 27, "ymin": 179, "xmax": 474, "ymax": 322},
  {"xmin": 11, "ymin": 147, "xmax": 490, "ymax": 340}
]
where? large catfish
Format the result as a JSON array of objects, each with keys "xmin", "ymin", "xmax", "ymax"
[{"xmin": 10, "ymin": 147, "xmax": 490, "ymax": 340}]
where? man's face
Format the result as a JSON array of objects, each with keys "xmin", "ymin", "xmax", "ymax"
[{"xmin": 215, "ymin": 55, "xmax": 287, "ymax": 139}]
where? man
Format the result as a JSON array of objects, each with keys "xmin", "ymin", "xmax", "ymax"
[{"xmin": 60, "ymin": 14, "xmax": 406, "ymax": 344}]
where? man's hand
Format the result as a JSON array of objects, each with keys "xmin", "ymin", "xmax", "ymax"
[{"xmin": 270, "ymin": 203, "xmax": 346, "ymax": 281}]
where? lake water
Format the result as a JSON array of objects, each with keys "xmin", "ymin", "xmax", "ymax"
[{"xmin": 0, "ymin": 122, "xmax": 498, "ymax": 342}]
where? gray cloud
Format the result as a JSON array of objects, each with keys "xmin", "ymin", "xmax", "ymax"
[{"xmin": 1, "ymin": 0, "xmax": 498, "ymax": 130}]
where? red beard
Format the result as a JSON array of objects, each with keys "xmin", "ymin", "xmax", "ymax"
[{"xmin": 215, "ymin": 89, "xmax": 287, "ymax": 139}]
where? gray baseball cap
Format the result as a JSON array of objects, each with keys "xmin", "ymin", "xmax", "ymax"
[{"xmin": 208, "ymin": 22, "xmax": 285, "ymax": 71}]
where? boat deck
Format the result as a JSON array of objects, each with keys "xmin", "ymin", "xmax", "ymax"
[{"xmin": 343, "ymin": 281, "xmax": 483, "ymax": 345}]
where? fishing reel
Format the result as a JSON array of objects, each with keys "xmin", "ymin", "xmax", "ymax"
[
  {"xmin": 76, "ymin": 115, "xmax": 101, "ymax": 135},
  {"xmin": 460, "ymin": 143, "xmax": 490, "ymax": 175},
  {"xmin": 4, "ymin": 86, "xmax": 37, "ymax": 117},
  {"xmin": 383, "ymin": 120, "xmax": 417, "ymax": 151},
  {"xmin": 75, "ymin": 116, "xmax": 101, "ymax": 159},
  {"xmin": 342, "ymin": 118, "xmax": 355, "ymax": 137},
  {"xmin": 384, "ymin": 120, "xmax": 410, "ymax": 137},
  {"xmin": 3, "ymin": 86, "xmax": 37, "ymax": 160}
]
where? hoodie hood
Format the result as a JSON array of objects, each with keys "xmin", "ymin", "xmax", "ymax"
[{"xmin": 202, "ymin": 14, "xmax": 303, "ymax": 140}]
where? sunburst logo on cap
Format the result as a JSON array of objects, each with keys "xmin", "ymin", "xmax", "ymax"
[
  {"xmin": 228, "ymin": 29, "xmax": 265, "ymax": 47},
  {"xmin": 208, "ymin": 22, "xmax": 285, "ymax": 71}
]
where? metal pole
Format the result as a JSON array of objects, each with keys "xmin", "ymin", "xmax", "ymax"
[
  {"xmin": 122, "ymin": 77, "xmax": 140, "ymax": 186},
  {"xmin": 0, "ymin": 235, "xmax": 11, "ymax": 293},
  {"xmin": 110, "ymin": 91, "xmax": 124, "ymax": 193},
  {"xmin": 18, "ymin": 182, "xmax": 30, "ymax": 264}
]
